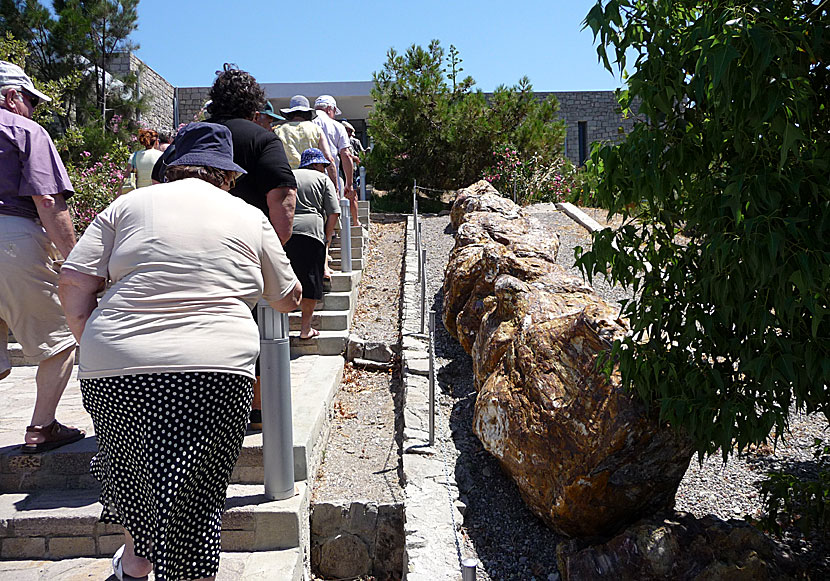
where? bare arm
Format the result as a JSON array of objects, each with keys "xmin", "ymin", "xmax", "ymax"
[
  {"xmin": 266, "ymin": 187, "xmax": 297, "ymax": 245},
  {"xmin": 339, "ymin": 147, "xmax": 354, "ymax": 194},
  {"xmin": 33, "ymin": 193, "xmax": 76, "ymax": 259},
  {"xmin": 317, "ymin": 135, "xmax": 338, "ymax": 187},
  {"xmin": 58, "ymin": 268, "xmax": 105, "ymax": 342},
  {"xmin": 324, "ymin": 212, "xmax": 340, "ymax": 243},
  {"xmin": 268, "ymin": 281, "xmax": 303, "ymax": 313}
]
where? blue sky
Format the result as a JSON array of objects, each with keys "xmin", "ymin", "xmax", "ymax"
[{"xmin": 131, "ymin": 0, "xmax": 624, "ymax": 92}]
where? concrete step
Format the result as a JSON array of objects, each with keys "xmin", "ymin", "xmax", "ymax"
[
  {"xmin": 288, "ymin": 330, "xmax": 348, "ymax": 356},
  {"xmin": 288, "ymin": 310, "xmax": 350, "ymax": 332},
  {"xmin": 318, "ymin": 291, "xmax": 353, "ymax": 311},
  {"xmin": 329, "ymin": 234, "xmax": 364, "ymax": 250},
  {"xmin": 330, "ymin": 258, "xmax": 364, "ymax": 271},
  {"xmin": 0, "ymin": 482, "xmax": 309, "ymax": 559},
  {"xmin": 0, "ymin": 548, "xmax": 303, "ymax": 580},
  {"xmin": 330, "ymin": 246, "xmax": 364, "ymax": 260},
  {"xmin": 232, "ymin": 355, "xmax": 344, "ymax": 484},
  {"xmin": 2, "ymin": 356, "xmax": 344, "ymax": 491},
  {"xmin": 327, "ymin": 270, "xmax": 361, "ymax": 292}
]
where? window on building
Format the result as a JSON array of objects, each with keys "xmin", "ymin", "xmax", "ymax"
[{"xmin": 578, "ymin": 121, "xmax": 588, "ymax": 166}]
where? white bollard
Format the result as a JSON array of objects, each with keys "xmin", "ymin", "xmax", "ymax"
[
  {"xmin": 339, "ymin": 198, "xmax": 352, "ymax": 273},
  {"xmin": 257, "ymin": 303, "xmax": 295, "ymax": 500},
  {"xmin": 359, "ymin": 166, "xmax": 366, "ymax": 201}
]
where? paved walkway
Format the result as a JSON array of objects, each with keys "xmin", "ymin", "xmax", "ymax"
[{"xmin": 0, "ymin": 355, "xmax": 319, "ymax": 461}]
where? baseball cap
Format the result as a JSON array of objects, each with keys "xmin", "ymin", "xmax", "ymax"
[
  {"xmin": 259, "ymin": 100, "xmax": 284, "ymax": 121},
  {"xmin": 314, "ymin": 95, "xmax": 341, "ymax": 116},
  {"xmin": 0, "ymin": 61, "xmax": 51, "ymax": 104}
]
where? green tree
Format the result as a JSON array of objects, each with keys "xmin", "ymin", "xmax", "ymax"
[
  {"xmin": 578, "ymin": 0, "xmax": 829, "ymax": 456},
  {"xmin": 1, "ymin": 0, "xmax": 141, "ymax": 131},
  {"xmin": 366, "ymin": 40, "xmax": 565, "ymax": 198}
]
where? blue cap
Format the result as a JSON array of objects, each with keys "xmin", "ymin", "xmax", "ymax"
[
  {"xmin": 299, "ymin": 148, "xmax": 330, "ymax": 168},
  {"xmin": 168, "ymin": 122, "xmax": 246, "ymax": 174},
  {"xmin": 260, "ymin": 101, "xmax": 284, "ymax": 121}
]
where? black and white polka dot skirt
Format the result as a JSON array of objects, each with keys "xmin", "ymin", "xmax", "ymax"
[{"xmin": 81, "ymin": 372, "xmax": 253, "ymax": 581}]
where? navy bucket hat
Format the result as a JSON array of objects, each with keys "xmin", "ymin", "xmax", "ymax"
[
  {"xmin": 168, "ymin": 122, "xmax": 247, "ymax": 174},
  {"xmin": 299, "ymin": 148, "xmax": 330, "ymax": 168}
]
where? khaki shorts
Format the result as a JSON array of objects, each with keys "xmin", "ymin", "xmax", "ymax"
[{"xmin": 0, "ymin": 215, "xmax": 76, "ymax": 368}]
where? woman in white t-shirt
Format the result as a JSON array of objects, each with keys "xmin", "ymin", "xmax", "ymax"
[
  {"xmin": 58, "ymin": 123, "xmax": 301, "ymax": 581},
  {"xmin": 128, "ymin": 128, "xmax": 163, "ymax": 189}
]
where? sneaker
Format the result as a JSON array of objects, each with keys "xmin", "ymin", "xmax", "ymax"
[{"xmin": 249, "ymin": 409, "xmax": 262, "ymax": 430}]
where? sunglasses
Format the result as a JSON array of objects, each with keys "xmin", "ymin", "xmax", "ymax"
[{"xmin": 22, "ymin": 90, "xmax": 41, "ymax": 108}]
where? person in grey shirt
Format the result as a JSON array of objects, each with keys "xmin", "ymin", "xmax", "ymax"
[
  {"xmin": 0, "ymin": 60, "xmax": 84, "ymax": 453},
  {"xmin": 286, "ymin": 148, "xmax": 340, "ymax": 339}
]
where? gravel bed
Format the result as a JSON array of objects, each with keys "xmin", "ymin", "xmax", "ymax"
[
  {"xmin": 312, "ymin": 220, "xmax": 405, "ymax": 505},
  {"xmin": 420, "ymin": 205, "xmax": 829, "ymax": 580}
]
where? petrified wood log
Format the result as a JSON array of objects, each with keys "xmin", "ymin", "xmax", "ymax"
[
  {"xmin": 443, "ymin": 183, "xmax": 694, "ymax": 538},
  {"xmin": 556, "ymin": 511, "xmax": 797, "ymax": 580}
]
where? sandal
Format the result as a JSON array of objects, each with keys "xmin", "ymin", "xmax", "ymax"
[
  {"xmin": 112, "ymin": 544, "xmax": 149, "ymax": 581},
  {"xmin": 300, "ymin": 328, "xmax": 320, "ymax": 340},
  {"xmin": 21, "ymin": 419, "xmax": 85, "ymax": 454}
]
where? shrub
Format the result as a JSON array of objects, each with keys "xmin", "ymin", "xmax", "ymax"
[
  {"xmin": 65, "ymin": 142, "xmax": 129, "ymax": 234},
  {"xmin": 483, "ymin": 145, "xmax": 579, "ymax": 205},
  {"xmin": 366, "ymin": 40, "xmax": 565, "ymax": 199},
  {"xmin": 760, "ymin": 439, "xmax": 830, "ymax": 538}
]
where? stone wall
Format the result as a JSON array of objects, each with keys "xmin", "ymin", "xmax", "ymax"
[
  {"xmin": 177, "ymin": 87, "xmax": 211, "ymax": 125},
  {"xmin": 108, "ymin": 52, "xmax": 175, "ymax": 133},
  {"xmin": 546, "ymin": 91, "xmax": 641, "ymax": 165}
]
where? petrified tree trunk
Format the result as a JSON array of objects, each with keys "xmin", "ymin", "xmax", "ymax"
[{"xmin": 443, "ymin": 181, "xmax": 694, "ymax": 538}]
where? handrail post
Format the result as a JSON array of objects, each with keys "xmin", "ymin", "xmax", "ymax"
[
  {"xmin": 461, "ymin": 557, "xmax": 478, "ymax": 581},
  {"xmin": 428, "ymin": 310, "xmax": 436, "ymax": 446},
  {"xmin": 257, "ymin": 304, "xmax": 295, "ymax": 500},
  {"xmin": 339, "ymin": 198, "xmax": 353, "ymax": 273},
  {"xmin": 420, "ymin": 247, "xmax": 427, "ymax": 335}
]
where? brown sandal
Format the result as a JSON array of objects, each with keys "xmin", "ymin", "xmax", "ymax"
[{"xmin": 21, "ymin": 420, "xmax": 85, "ymax": 454}]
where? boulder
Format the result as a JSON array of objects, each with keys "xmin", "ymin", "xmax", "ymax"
[
  {"xmin": 444, "ymin": 185, "xmax": 695, "ymax": 538},
  {"xmin": 449, "ymin": 180, "xmax": 521, "ymax": 229},
  {"xmin": 556, "ymin": 511, "xmax": 798, "ymax": 580}
]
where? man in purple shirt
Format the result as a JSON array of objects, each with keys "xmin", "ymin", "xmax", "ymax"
[{"xmin": 0, "ymin": 61, "xmax": 85, "ymax": 453}]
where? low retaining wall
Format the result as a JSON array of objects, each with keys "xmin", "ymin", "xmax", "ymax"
[{"xmin": 399, "ymin": 215, "xmax": 463, "ymax": 580}]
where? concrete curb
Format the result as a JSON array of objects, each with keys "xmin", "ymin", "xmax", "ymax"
[
  {"xmin": 399, "ymin": 216, "xmax": 462, "ymax": 580},
  {"xmin": 556, "ymin": 202, "xmax": 604, "ymax": 233}
]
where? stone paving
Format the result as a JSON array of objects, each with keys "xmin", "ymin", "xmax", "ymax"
[{"xmin": 0, "ymin": 358, "xmax": 318, "ymax": 452}]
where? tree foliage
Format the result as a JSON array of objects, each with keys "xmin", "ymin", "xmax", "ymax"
[
  {"xmin": 365, "ymin": 40, "xmax": 565, "ymax": 197},
  {"xmin": 1, "ymin": 0, "xmax": 141, "ymax": 133},
  {"xmin": 578, "ymin": 0, "xmax": 829, "ymax": 456}
]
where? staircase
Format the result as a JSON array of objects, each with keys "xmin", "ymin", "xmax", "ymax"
[
  {"xmin": 0, "ymin": 201, "xmax": 372, "ymax": 579},
  {"xmin": 288, "ymin": 203, "xmax": 369, "ymax": 357}
]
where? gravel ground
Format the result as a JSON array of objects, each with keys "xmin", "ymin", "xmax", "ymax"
[
  {"xmin": 312, "ymin": 219, "xmax": 405, "ymax": 505},
  {"xmin": 421, "ymin": 205, "xmax": 830, "ymax": 580}
]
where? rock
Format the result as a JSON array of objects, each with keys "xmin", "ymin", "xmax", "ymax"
[
  {"xmin": 364, "ymin": 340, "xmax": 395, "ymax": 363},
  {"xmin": 449, "ymin": 180, "xmax": 522, "ymax": 229},
  {"xmin": 444, "ymin": 184, "xmax": 695, "ymax": 538},
  {"xmin": 318, "ymin": 533, "xmax": 371, "ymax": 579},
  {"xmin": 346, "ymin": 334, "xmax": 365, "ymax": 361},
  {"xmin": 352, "ymin": 357, "xmax": 394, "ymax": 372},
  {"xmin": 556, "ymin": 511, "xmax": 798, "ymax": 580}
]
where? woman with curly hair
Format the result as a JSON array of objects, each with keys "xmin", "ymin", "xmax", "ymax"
[
  {"xmin": 128, "ymin": 128, "xmax": 163, "ymax": 189},
  {"xmin": 205, "ymin": 64, "xmax": 298, "ymax": 430},
  {"xmin": 204, "ymin": 65, "xmax": 296, "ymax": 241}
]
